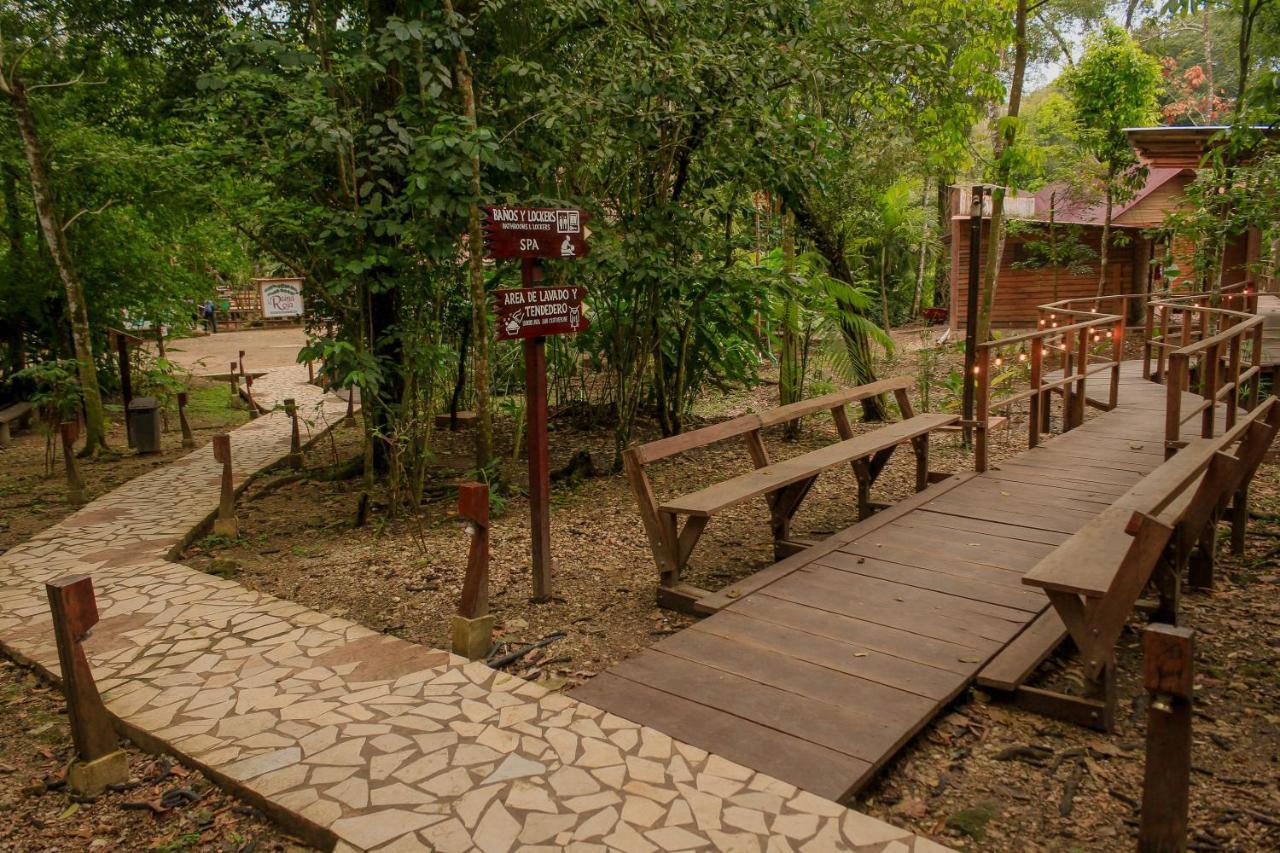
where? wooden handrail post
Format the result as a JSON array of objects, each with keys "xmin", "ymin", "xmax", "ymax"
[
  {"xmin": 1140, "ymin": 624, "xmax": 1194, "ymax": 853},
  {"xmin": 285, "ymin": 398, "xmax": 302, "ymax": 469},
  {"xmin": 228, "ymin": 361, "xmax": 239, "ymax": 402},
  {"xmin": 1249, "ymin": 324, "xmax": 1263, "ymax": 408},
  {"xmin": 1028, "ymin": 337, "xmax": 1044, "ymax": 448},
  {"xmin": 238, "ymin": 349, "xmax": 246, "ymax": 378},
  {"xmin": 1157, "ymin": 305, "xmax": 1170, "ymax": 382},
  {"xmin": 974, "ymin": 347, "xmax": 990, "ymax": 473},
  {"xmin": 1110, "ymin": 318, "xmax": 1124, "ymax": 409},
  {"xmin": 1201, "ymin": 344, "xmax": 1219, "ymax": 438},
  {"xmin": 1165, "ymin": 354, "xmax": 1186, "ymax": 458},
  {"xmin": 451, "ymin": 482, "xmax": 494, "ymax": 660},
  {"xmin": 1225, "ymin": 335, "xmax": 1241, "ymax": 431},
  {"xmin": 1143, "ymin": 301, "xmax": 1154, "ymax": 379},
  {"xmin": 1073, "ymin": 325, "xmax": 1089, "ymax": 427},
  {"xmin": 176, "ymin": 391, "xmax": 196, "ymax": 449},
  {"xmin": 60, "ymin": 421, "xmax": 85, "ymax": 505},
  {"xmin": 212, "ymin": 433, "xmax": 238, "ymax": 538},
  {"xmin": 46, "ymin": 575, "xmax": 128, "ymax": 795}
]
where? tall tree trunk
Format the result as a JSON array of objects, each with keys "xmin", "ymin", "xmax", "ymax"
[
  {"xmin": 780, "ymin": 184, "xmax": 887, "ymax": 420},
  {"xmin": 444, "ymin": 0, "xmax": 493, "ymax": 472},
  {"xmin": 912, "ymin": 178, "xmax": 929, "ymax": 315},
  {"xmin": 2, "ymin": 162, "xmax": 26, "ymax": 376},
  {"xmin": 1098, "ymin": 170, "xmax": 1114, "ymax": 298},
  {"xmin": 977, "ymin": 0, "xmax": 1028, "ymax": 344},
  {"xmin": 1203, "ymin": 5, "xmax": 1215, "ymax": 121},
  {"xmin": 934, "ymin": 176, "xmax": 951, "ymax": 308},
  {"xmin": 779, "ymin": 209, "xmax": 802, "ymax": 438},
  {"xmin": 2, "ymin": 75, "xmax": 108, "ymax": 452},
  {"xmin": 879, "ymin": 244, "xmax": 892, "ymax": 332}
]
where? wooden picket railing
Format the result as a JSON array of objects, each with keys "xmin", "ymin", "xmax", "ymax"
[{"xmin": 973, "ymin": 307, "xmax": 1125, "ymax": 472}]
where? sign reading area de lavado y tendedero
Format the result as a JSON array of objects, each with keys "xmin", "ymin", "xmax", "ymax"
[
  {"xmin": 257, "ymin": 278, "xmax": 304, "ymax": 318},
  {"xmin": 482, "ymin": 206, "xmax": 591, "ymax": 259},
  {"xmin": 494, "ymin": 285, "xmax": 590, "ymax": 341}
]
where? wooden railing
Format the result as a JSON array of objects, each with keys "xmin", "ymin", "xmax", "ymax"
[
  {"xmin": 1154, "ymin": 298, "xmax": 1265, "ymax": 455},
  {"xmin": 973, "ymin": 307, "xmax": 1125, "ymax": 472}
]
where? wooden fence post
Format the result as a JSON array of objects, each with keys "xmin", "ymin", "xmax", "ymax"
[
  {"xmin": 238, "ymin": 349, "xmax": 245, "ymax": 378},
  {"xmin": 46, "ymin": 575, "xmax": 128, "ymax": 795},
  {"xmin": 244, "ymin": 375, "xmax": 258, "ymax": 419},
  {"xmin": 285, "ymin": 398, "xmax": 302, "ymax": 469},
  {"xmin": 176, "ymin": 391, "xmax": 196, "ymax": 449},
  {"xmin": 1140, "ymin": 624, "xmax": 1194, "ymax": 853},
  {"xmin": 60, "ymin": 421, "xmax": 85, "ymax": 505},
  {"xmin": 451, "ymin": 482, "xmax": 494, "ymax": 660},
  {"xmin": 228, "ymin": 361, "xmax": 239, "ymax": 402},
  {"xmin": 212, "ymin": 433, "xmax": 238, "ymax": 537}
]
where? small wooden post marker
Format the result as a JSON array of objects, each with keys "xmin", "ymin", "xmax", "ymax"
[
  {"xmin": 46, "ymin": 575, "xmax": 128, "ymax": 795},
  {"xmin": 228, "ymin": 361, "xmax": 239, "ymax": 401},
  {"xmin": 212, "ymin": 433, "xmax": 238, "ymax": 537},
  {"xmin": 238, "ymin": 349, "xmax": 246, "ymax": 378},
  {"xmin": 176, "ymin": 391, "xmax": 196, "ymax": 449},
  {"xmin": 244, "ymin": 375, "xmax": 258, "ymax": 419},
  {"xmin": 451, "ymin": 482, "xmax": 494, "ymax": 660},
  {"xmin": 60, "ymin": 421, "xmax": 85, "ymax": 505},
  {"xmin": 1140, "ymin": 624, "xmax": 1194, "ymax": 853},
  {"xmin": 285, "ymin": 398, "xmax": 302, "ymax": 469}
]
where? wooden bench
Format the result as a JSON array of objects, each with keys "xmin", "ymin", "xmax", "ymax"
[
  {"xmin": 1015, "ymin": 396, "xmax": 1278, "ymax": 730},
  {"xmin": 623, "ymin": 377, "xmax": 959, "ymax": 612},
  {"xmin": 0, "ymin": 401, "xmax": 34, "ymax": 448}
]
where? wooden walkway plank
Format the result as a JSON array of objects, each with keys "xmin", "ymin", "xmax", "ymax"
[
  {"xmin": 572, "ymin": 358, "xmax": 1207, "ymax": 804},
  {"xmin": 975, "ymin": 608, "xmax": 1068, "ymax": 691},
  {"xmin": 570, "ymin": 673, "xmax": 868, "ymax": 802}
]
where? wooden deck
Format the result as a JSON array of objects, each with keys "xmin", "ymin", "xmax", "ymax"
[{"xmin": 572, "ymin": 362, "xmax": 1222, "ymax": 802}]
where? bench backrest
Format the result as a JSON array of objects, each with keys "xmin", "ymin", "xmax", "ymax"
[
  {"xmin": 629, "ymin": 376, "xmax": 915, "ymax": 466},
  {"xmin": 1025, "ymin": 396, "xmax": 1279, "ymax": 600}
]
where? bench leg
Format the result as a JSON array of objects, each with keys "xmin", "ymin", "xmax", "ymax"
[
  {"xmin": 1229, "ymin": 486, "xmax": 1248, "ymax": 556},
  {"xmin": 911, "ymin": 435, "xmax": 929, "ymax": 492},
  {"xmin": 1187, "ymin": 515, "xmax": 1218, "ymax": 591},
  {"xmin": 768, "ymin": 477, "xmax": 816, "ymax": 558},
  {"xmin": 1152, "ymin": 551, "xmax": 1181, "ymax": 625},
  {"xmin": 1011, "ymin": 658, "xmax": 1115, "ymax": 733}
]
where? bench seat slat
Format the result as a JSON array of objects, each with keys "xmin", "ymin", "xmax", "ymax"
[
  {"xmin": 0, "ymin": 401, "xmax": 33, "ymax": 423},
  {"xmin": 659, "ymin": 413, "xmax": 956, "ymax": 517}
]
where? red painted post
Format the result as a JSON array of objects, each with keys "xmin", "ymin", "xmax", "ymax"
[
  {"xmin": 452, "ymin": 482, "xmax": 494, "ymax": 659},
  {"xmin": 46, "ymin": 575, "xmax": 128, "ymax": 794},
  {"xmin": 1140, "ymin": 624, "xmax": 1194, "ymax": 853},
  {"xmin": 523, "ymin": 258, "xmax": 553, "ymax": 601}
]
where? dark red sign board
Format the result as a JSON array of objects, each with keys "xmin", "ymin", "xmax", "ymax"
[
  {"xmin": 483, "ymin": 206, "xmax": 591, "ymax": 260},
  {"xmin": 494, "ymin": 286, "xmax": 590, "ymax": 341}
]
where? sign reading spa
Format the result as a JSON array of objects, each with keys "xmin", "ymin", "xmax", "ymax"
[{"xmin": 256, "ymin": 278, "xmax": 305, "ymax": 318}]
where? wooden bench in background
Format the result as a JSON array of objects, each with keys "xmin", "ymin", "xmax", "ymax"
[
  {"xmin": 0, "ymin": 401, "xmax": 34, "ymax": 448},
  {"xmin": 1001, "ymin": 397, "xmax": 1279, "ymax": 730},
  {"xmin": 623, "ymin": 377, "xmax": 959, "ymax": 613}
]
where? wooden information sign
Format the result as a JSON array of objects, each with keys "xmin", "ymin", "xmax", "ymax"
[
  {"xmin": 494, "ymin": 286, "xmax": 590, "ymax": 341},
  {"xmin": 483, "ymin": 206, "xmax": 591, "ymax": 259},
  {"xmin": 482, "ymin": 205, "xmax": 592, "ymax": 601}
]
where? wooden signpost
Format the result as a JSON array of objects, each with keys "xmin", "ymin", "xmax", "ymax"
[{"xmin": 484, "ymin": 205, "xmax": 591, "ymax": 601}]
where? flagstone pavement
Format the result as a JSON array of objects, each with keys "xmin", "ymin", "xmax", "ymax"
[{"xmin": 0, "ymin": 364, "xmax": 950, "ymax": 852}]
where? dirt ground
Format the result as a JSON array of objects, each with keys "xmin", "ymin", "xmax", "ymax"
[
  {"xmin": 0, "ymin": 378, "xmax": 248, "ymax": 553},
  {"xmin": 0, "ymin": 656, "xmax": 311, "ymax": 853}
]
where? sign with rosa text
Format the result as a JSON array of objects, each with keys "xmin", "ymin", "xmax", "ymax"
[
  {"xmin": 257, "ymin": 278, "xmax": 305, "ymax": 318},
  {"xmin": 483, "ymin": 206, "xmax": 591, "ymax": 259},
  {"xmin": 494, "ymin": 286, "xmax": 589, "ymax": 341}
]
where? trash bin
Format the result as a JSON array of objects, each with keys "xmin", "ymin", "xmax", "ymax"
[{"xmin": 127, "ymin": 396, "xmax": 162, "ymax": 454}]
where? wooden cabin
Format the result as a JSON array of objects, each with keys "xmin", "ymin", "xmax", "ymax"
[{"xmin": 946, "ymin": 126, "xmax": 1272, "ymax": 331}]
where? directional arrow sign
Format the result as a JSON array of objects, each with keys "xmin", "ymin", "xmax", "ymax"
[
  {"xmin": 483, "ymin": 206, "xmax": 592, "ymax": 260},
  {"xmin": 494, "ymin": 286, "xmax": 590, "ymax": 341}
]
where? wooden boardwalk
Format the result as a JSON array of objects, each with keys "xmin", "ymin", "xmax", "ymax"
[{"xmin": 573, "ymin": 363, "xmax": 1211, "ymax": 802}]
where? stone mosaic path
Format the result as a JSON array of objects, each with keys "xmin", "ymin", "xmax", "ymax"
[{"xmin": 0, "ymin": 364, "xmax": 948, "ymax": 852}]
